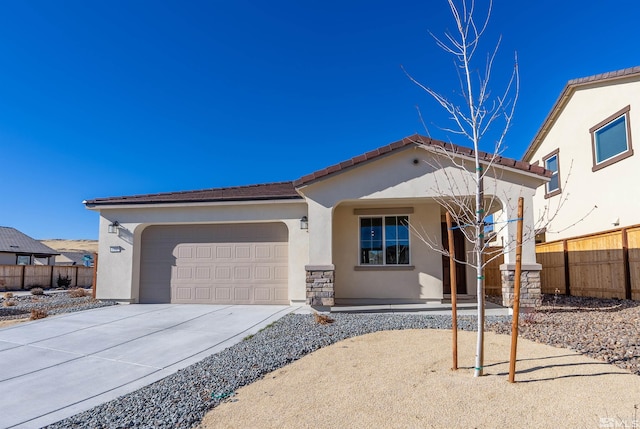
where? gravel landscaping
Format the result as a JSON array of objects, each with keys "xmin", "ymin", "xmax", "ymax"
[
  {"xmin": 0, "ymin": 289, "xmax": 117, "ymax": 321},
  {"xmin": 43, "ymin": 294, "xmax": 640, "ymax": 429}
]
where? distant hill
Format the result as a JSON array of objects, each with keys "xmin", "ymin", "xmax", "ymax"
[{"xmin": 40, "ymin": 239, "xmax": 99, "ymax": 254}]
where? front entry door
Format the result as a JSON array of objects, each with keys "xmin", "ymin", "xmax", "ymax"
[{"xmin": 441, "ymin": 222, "xmax": 467, "ymax": 295}]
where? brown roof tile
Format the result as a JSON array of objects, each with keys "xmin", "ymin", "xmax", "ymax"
[
  {"xmin": 87, "ymin": 134, "xmax": 550, "ymax": 207},
  {"xmin": 84, "ymin": 181, "xmax": 301, "ymax": 206},
  {"xmin": 293, "ymin": 134, "xmax": 550, "ymax": 187}
]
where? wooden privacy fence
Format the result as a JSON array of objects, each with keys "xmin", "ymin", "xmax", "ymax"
[
  {"xmin": 0, "ymin": 265, "xmax": 94, "ymax": 290},
  {"xmin": 536, "ymin": 225, "xmax": 640, "ymax": 300},
  {"xmin": 484, "ymin": 246, "xmax": 504, "ymax": 296}
]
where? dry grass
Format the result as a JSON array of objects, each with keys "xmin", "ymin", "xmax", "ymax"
[
  {"xmin": 3, "ymin": 300, "xmax": 16, "ymax": 307},
  {"xmin": 30, "ymin": 288, "xmax": 44, "ymax": 296},
  {"xmin": 313, "ymin": 313, "xmax": 335, "ymax": 325},
  {"xmin": 40, "ymin": 239, "xmax": 98, "ymax": 253},
  {"xmin": 30, "ymin": 309, "xmax": 48, "ymax": 320},
  {"xmin": 3, "ymin": 292, "xmax": 14, "ymax": 299},
  {"xmin": 68, "ymin": 288, "xmax": 87, "ymax": 298}
]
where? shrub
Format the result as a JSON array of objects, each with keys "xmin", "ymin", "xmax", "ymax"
[
  {"xmin": 30, "ymin": 309, "xmax": 48, "ymax": 320},
  {"xmin": 3, "ymin": 292, "xmax": 13, "ymax": 299},
  {"xmin": 3, "ymin": 300, "xmax": 16, "ymax": 307},
  {"xmin": 68, "ymin": 288, "xmax": 87, "ymax": 298},
  {"xmin": 313, "ymin": 313, "xmax": 335, "ymax": 325},
  {"xmin": 57, "ymin": 274, "xmax": 72, "ymax": 289},
  {"xmin": 30, "ymin": 287, "xmax": 44, "ymax": 296}
]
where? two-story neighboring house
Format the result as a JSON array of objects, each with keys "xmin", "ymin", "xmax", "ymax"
[{"xmin": 523, "ymin": 66, "xmax": 640, "ymax": 243}]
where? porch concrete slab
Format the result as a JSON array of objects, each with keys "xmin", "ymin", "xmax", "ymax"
[
  {"xmin": 0, "ymin": 303, "xmax": 297, "ymax": 429},
  {"xmin": 330, "ymin": 301, "xmax": 510, "ymax": 316}
]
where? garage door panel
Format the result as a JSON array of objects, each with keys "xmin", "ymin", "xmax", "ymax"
[
  {"xmin": 140, "ymin": 223, "xmax": 289, "ymax": 304},
  {"xmin": 235, "ymin": 246, "xmax": 251, "ymax": 259},
  {"xmin": 234, "ymin": 287, "xmax": 250, "ymax": 301},
  {"xmin": 216, "ymin": 246, "xmax": 232, "ymax": 259}
]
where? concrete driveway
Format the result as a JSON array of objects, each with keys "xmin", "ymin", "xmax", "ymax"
[{"xmin": 0, "ymin": 304, "xmax": 299, "ymax": 429}]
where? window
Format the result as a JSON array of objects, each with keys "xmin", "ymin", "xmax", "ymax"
[
  {"xmin": 590, "ymin": 105, "xmax": 633, "ymax": 172},
  {"xmin": 16, "ymin": 255, "xmax": 30, "ymax": 265},
  {"xmin": 542, "ymin": 149, "xmax": 561, "ymax": 198},
  {"xmin": 360, "ymin": 215, "xmax": 409, "ymax": 265}
]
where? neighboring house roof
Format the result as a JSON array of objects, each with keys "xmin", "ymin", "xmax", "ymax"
[
  {"xmin": 85, "ymin": 134, "xmax": 549, "ymax": 207},
  {"xmin": 0, "ymin": 227, "xmax": 59, "ymax": 255},
  {"xmin": 522, "ymin": 66, "xmax": 640, "ymax": 162},
  {"xmin": 84, "ymin": 181, "xmax": 302, "ymax": 206},
  {"xmin": 59, "ymin": 252, "xmax": 94, "ymax": 265}
]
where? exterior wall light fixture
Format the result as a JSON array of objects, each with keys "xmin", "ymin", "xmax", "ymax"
[
  {"xmin": 108, "ymin": 221, "xmax": 120, "ymax": 234},
  {"xmin": 300, "ymin": 216, "xmax": 308, "ymax": 230}
]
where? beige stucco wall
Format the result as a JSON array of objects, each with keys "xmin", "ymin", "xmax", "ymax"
[
  {"xmin": 332, "ymin": 202, "xmax": 468, "ymax": 302},
  {"xmin": 92, "ymin": 201, "xmax": 309, "ymax": 304},
  {"xmin": 528, "ymin": 78, "xmax": 640, "ymax": 241},
  {"xmin": 299, "ymin": 146, "xmax": 543, "ymax": 270}
]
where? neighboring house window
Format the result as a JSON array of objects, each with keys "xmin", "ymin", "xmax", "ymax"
[
  {"xmin": 16, "ymin": 255, "xmax": 31, "ymax": 265},
  {"xmin": 360, "ymin": 216, "xmax": 410, "ymax": 265},
  {"xmin": 543, "ymin": 149, "xmax": 561, "ymax": 198},
  {"xmin": 590, "ymin": 105, "xmax": 633, "ymax": 172}
]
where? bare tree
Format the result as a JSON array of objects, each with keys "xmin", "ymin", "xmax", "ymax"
[{"xmin": 404, "ymin": 0, "xmax": 519, "ymax": 377}]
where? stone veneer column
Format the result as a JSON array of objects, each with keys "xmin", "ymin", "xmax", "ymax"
[
  {"xmin": 305, "ymin": 265, "xmax": 335, "ymax": 306},
  {"xmin": 499, "ymin": 264, "xmax": 542, "ymax": 310}
]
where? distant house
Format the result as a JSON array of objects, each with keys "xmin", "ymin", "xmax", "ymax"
[
  {"xmin": 0, "ymin": 227, "xmax": 59, "ymax": 265},
  {"xmin": 55, "ymin": 252, "xmax": 94, "ymax": 267},
  {"xmin": 522, "ymin": 66, "xmax": 640, "ymax": 242}
]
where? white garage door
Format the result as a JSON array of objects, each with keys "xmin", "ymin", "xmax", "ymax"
[{"xmin": 139, "ymin": 223, "xmax": 288, "ymax": 304}]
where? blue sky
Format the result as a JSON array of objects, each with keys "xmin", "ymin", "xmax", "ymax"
[{"xmin": 1, "ymin": 0, "xmax": 638, "ymax": 240}]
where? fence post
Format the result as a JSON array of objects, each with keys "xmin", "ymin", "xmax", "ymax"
[
  {"xmin": 92, "ymin": 253, "xmax": 98, "ymax": 299},
  {"xmin": 623, "ymin": 228, "xmax": 632, "ymax": 300},
  {"xmin": 563, "ymin": 240, "xmax": 571, "ymax": 296},
  {"xmin": 20, "ymin": 265, "xmax": 25, "ymax": 290}
]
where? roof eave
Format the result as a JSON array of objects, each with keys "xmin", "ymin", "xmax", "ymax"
[{"xmin": 84, "ymin": 195, "xmax": 305, "ymax": 210}]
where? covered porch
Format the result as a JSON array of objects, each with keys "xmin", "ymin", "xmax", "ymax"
[{"xmin": 294, "ymin": 139, "xmax": 547, "ymax": 309}]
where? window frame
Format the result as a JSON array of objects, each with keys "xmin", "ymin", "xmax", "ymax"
[
  {"xmin": 542, "ymin": 148, "xmax": 561, "ymax": 198},
  {"xmin": 590, "ymin": 105, "xmax": 634, "ymax": 172},
  {"xmin": 358, "ymin": 215, "xmax": 411, "ymax": 266},
  {"xmin": 16, "ymin": 255, "xmax": 31, "ymax": 265}
]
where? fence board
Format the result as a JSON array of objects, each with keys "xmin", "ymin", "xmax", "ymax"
[
  {"xmin": 53, "ymin": 266, "xmax": 78, "ymax": 288},
  {"xmin": 536, "ymin": 241, "xmax": 566, "ymax": 294},
  {"xmin": 0, "ymin": 265, "xmax": 95, "ymax": 290},
  {"xmin": 567, "ymin": 231, "xmax": 626, "ymax": 299},
  {"xmin": 0, "ymin": 265, "xmax": 24, "ymax": 290},
  {"xmin": 76, "ymin": 267, "xmax": 94, "ymax": 287},
  {"xmin": 24, "ymin": 265, "xmax": 52, "ymax": 288},
  {"xmin": 627, "ymin": 227, "xmax": 640, "ymax": 300},
  {"xmin": 483, "ymin": 247, "xmax": 504, "ymax": 296}
]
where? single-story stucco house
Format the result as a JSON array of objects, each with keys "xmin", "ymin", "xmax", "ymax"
[
  {"xmin": 85, "ymin": 135, "xmax": 549, "ymax": 306},
  {"xmin": 0, "ymin": 226, "xmax": 59, "ymax": 266}
]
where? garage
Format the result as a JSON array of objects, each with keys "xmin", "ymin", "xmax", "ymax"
[{"xmin": 139, "ymin": 223, "xmax": 289, "ymax": 304}]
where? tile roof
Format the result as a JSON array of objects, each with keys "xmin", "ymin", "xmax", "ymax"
[
  {"xmin": 84, "ymin": 181, "xmax": 302, "ymax": 206},
  {"xmin": 293, "ymin": 134, "xmax": 549, "ymax": 186},
  {"xmin": 85, "ymin": 135, "xmax": 549, "ymax": 207},
  {"xmin": 522, "ymin": 66, "xmax": 640, "ymax": 162},
  {"xmin": 0, "ymin": 227, "xmax": 60, "ymax": 255}
]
